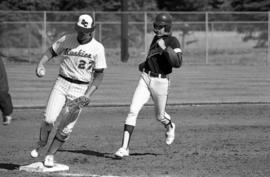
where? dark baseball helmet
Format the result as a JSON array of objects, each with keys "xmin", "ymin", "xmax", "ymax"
[{"xmin": 153, "ymin": 13, "xmax": 173, "ymax": 33}]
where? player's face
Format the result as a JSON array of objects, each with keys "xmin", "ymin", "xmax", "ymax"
[
  {"xmin": 153, "ymin": 24, "xmax": 166, "ymax": 37},
  {"xmin": 77, "ymin": 31, "xmax": 92, "ymax": 44}
]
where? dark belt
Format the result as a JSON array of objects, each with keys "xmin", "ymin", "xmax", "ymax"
[
  {"xmin": 59, "ymin": 74, "xmax": 89, "ymax": 85},
  {"xmin": 143, "ymin": 69, "xmax": 168, "ymax": 79}
]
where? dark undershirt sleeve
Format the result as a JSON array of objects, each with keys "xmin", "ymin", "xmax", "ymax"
[
  {"xmin": 92, "ymin": 69, "xmax": 104, "ymax": 88},
  {"xmin": 49, "ymin": 47, "xmax": 58, "ymax": 57}
]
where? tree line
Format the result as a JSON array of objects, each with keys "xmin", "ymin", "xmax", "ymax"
[
  {"xmin": 0, "ymin": 0, "xmax": 269, "ymax": 61},
  {"xmin": 0, "ymin": 0, "xmax": 269, "ymax": 11}
]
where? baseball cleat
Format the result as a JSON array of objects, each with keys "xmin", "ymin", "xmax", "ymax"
[
  {"xmin": 30, "ymin": 149, "xmax": 39, "ymax": 158},
  {"xmin": 165, "ymin": 122, "xmax": 175, "ymax": 145},
  {"xmin": 3, "ymin": 116, "xmax": 12, "ymax": 125},
  {"xmin": 44, "ymin": 155, "xmax": 54, "ymax": 168},
  {"xmin": 114, "ymin": 147, "xmax": 129, "ymax": 158}
]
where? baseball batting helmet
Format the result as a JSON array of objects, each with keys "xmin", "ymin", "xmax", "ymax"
[
  {"xmin": 153, "ymin": 13, "xmax": 173, "ymax": 34},
  {"xmin": 75, "ymin": 14, "xmax": 95, "ymax": 33}
]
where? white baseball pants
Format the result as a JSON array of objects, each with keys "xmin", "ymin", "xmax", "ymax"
[
  {"xmin": 125, "ymin": 72, "xmax": 171, "ymax": 126},
  {"xmin": 44, "ymin": 76, "xmax": 88, "ymax": 131}
]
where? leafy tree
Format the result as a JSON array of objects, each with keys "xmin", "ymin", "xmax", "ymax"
[
  {"xmin": 156, "ymin": 0, "xmax": 225, "ymax": 11},
  {"xmin": 0, "ymin": 0, "xmax": 119, "ymax": 11},
  {"xmin": 231, "ymin": 0, "xmax": 270, "ymax": 11},
  {"xmin": 0, "ymin": 0, "xmax": 157, "ymax": 11},
  {"xmin": 208, "ymin": 0, "xmax": 225, "ymax": 10},
  {"xmin": 0, "ymin": 0, "xmax": 160, "ymax": 62},
  {"xmin": 230, "ymin": 0, "xmax": 270, "ymax": 48},
  {"xmin": 0, "ymin": 0, "xmax": 62, "ymax": 10}
]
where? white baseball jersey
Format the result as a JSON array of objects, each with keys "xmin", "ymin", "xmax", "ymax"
[{"xmin": 52, "ymin": 33, "xmax": 107, "ymax": 82}]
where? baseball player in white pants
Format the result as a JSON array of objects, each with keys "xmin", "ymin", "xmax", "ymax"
[
  {"xmin": 30, "ymin": 14, "xmax": 107, "ymax": 167},
  {"xmin": 115, "ymin": 13, "xmax": 183, "ymax": 158}
]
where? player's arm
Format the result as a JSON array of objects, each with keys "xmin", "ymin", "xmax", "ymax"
[
  {"xmin": 84, "ymin": 69, "xmax": 105, "ymax": 98},
  {"xmin": 36, "ymin": 47, "xmax": 58, "ymax": 77},
  {"xmin": 36, "ymin": 35, "xmax": 65, "ymax": 77},
  {"xmin": 157, "ymin": 38, "xmax": 183, "ymax": 68},
  {"xmin": 37, "ymin": 47, "xmax": 57, "ymax": 66},
  {"xmin": 163, "ymin": 47, "xmax": 182, "ymax": 68}
]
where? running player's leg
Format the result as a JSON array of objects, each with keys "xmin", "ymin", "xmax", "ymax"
[
  {"xmin": 115, "ymin": 74, "xmax": 150, "ymax": 157},
  {"xmin": 153, "ymin": 94, "xmax": 175, "ymax": 145},
  {"xmin": 40, "ymin": 88, "xmax": 66, "ymax": 147},
  {"xmin": 44, "ymin": 83, "xmax": 87, "ymax": 166},
  {"xmin": 47, "ymin": 107, "xmax": 81, "ymax": 154},
  {"xmin": 31, "ymin": 83, "xmax": 66, "ymax": 158},
  {"xmin": 150, "ymin": 77, "xmax": 170, "ymax": 124},
  {"xmin": 44, "ymin": 106, "xmax": 81, "ymax": 167},
  {"xmin": 151, "ymin": 78, "xmax": 175, "ymax": 144}
]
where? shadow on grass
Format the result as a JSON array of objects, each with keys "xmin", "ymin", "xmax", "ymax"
[
  {"xmin": 58, "ymin": 149, "xmax": 115, "ymax": 159},
  {"xmin": 59, "ymin": 149, "xmax": 163, "ymax": 160},
  {"xmin": 0, "ymin": 163, "xmax": 20, "ymax": 171},
  {"xmin": 130, "ymin": 152, "xmax": 163, "ymax": 156}
]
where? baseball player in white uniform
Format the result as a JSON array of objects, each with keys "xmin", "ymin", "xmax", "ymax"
[
  {"xmin": 115, "ymin": 13, "xmax": 183, "ymax": 158},
  {"xmin": 30, "ymin": 14, "xmax": 107, "ymax": 167}
]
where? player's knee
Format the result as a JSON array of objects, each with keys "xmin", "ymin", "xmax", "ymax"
[
  {"xmin": 56, "ymin": 131, "xmax": 68, "ymax": 142},
  {"xmin": 129, "ymin": 106, "xmax": 140, "ymax": 117},
  {"xmin": 124, "ymin": 106, "xmax": 140, "ymax": 126},
  {"xmin": 43, "ymin": 114, "xmax": 55, "ymax": 124},
  {"xmin": 43, "ymin": 111, "xmax": 59, "ymax": 124},
  {"xmin": 41, "ymin": 120, "xmax": 53, "ymax": 131},
  {"xmin": 56, "ymin": 127, "xmax": 72, "ymax": 141},
  {"xmin": 38, "ymin": 121, "xmax": 53, "ymax": 147},
  {"xmin": 125, "ymin": 112, "xmax": 137, "ymax": 126},
  {"xmin": 125, "ymin": 119, "xmax": 136, "ymax": 127}
]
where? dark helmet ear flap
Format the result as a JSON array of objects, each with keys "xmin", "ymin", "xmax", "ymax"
[{"xmin": 164, "ymin": 25, "xmax": 171, "ymax": 33}]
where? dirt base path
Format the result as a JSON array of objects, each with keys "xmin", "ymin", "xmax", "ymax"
[{"xmin": 1, "ymin": 104, "xmax": 270, "ymax": 177}]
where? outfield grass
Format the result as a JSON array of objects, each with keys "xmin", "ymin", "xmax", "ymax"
[{"xmin": 5, "ymin": 63, "xmax": 270, "ymax": 108}]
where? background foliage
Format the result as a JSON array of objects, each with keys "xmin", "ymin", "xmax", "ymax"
[
  {"xmin": 0, "ymin": 0, "xmax": 270, "ymax": 62},
  {"xmin": 1, "ymin": 0, "xmax": 270, "ymax": 11}
]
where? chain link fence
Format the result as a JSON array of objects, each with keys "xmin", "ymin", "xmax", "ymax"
[{"xmin": 0, "ymin": 11, "xmax": 269, "ymax": 65}]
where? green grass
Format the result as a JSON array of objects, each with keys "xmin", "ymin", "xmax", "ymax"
[{"xmin": 5, "ymin": 63, "xmax": 270, "ymax": 108}]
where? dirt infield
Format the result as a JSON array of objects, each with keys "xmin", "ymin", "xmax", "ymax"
[{"xmin": 1, "ymin": 104, "xmax": 270, "ymax": 177}]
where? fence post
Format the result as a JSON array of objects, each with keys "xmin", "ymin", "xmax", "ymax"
[
  {"xmin": 268, "ymin": 11, "xmax": 270, "ymax": 65},
  {"xmin": 27, "ymin": 12, "xmax": 31, "ymax": 62},
  {"xmin": 99, "ymin": 23, "xmax": 102, "ymax": 42},
  {"xmin": 121, "ymin": 0, "xmax": 129, "ymax": 62},
  {"xmin": 144, "ymin": 12, "xmax": 147, "ymax": 56},
  {"xmin": 42, "ymin": 11, "xmax": 47, "ymax": 53},
  {"xmin": 205, "ymin": 11, "xmax": 209, "ymax": 64}
]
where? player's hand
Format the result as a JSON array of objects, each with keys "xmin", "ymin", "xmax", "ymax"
[
  {"xmin": 138, "ymin": 62, "xmax": 145, "ymax": 72},
  {"xmin": 157, "ymin": 38, "xmax": 166, "ymax": 50},
  {"xmin": 36, "ymin": 65, "xmax": 46, "ymax": 78}
]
